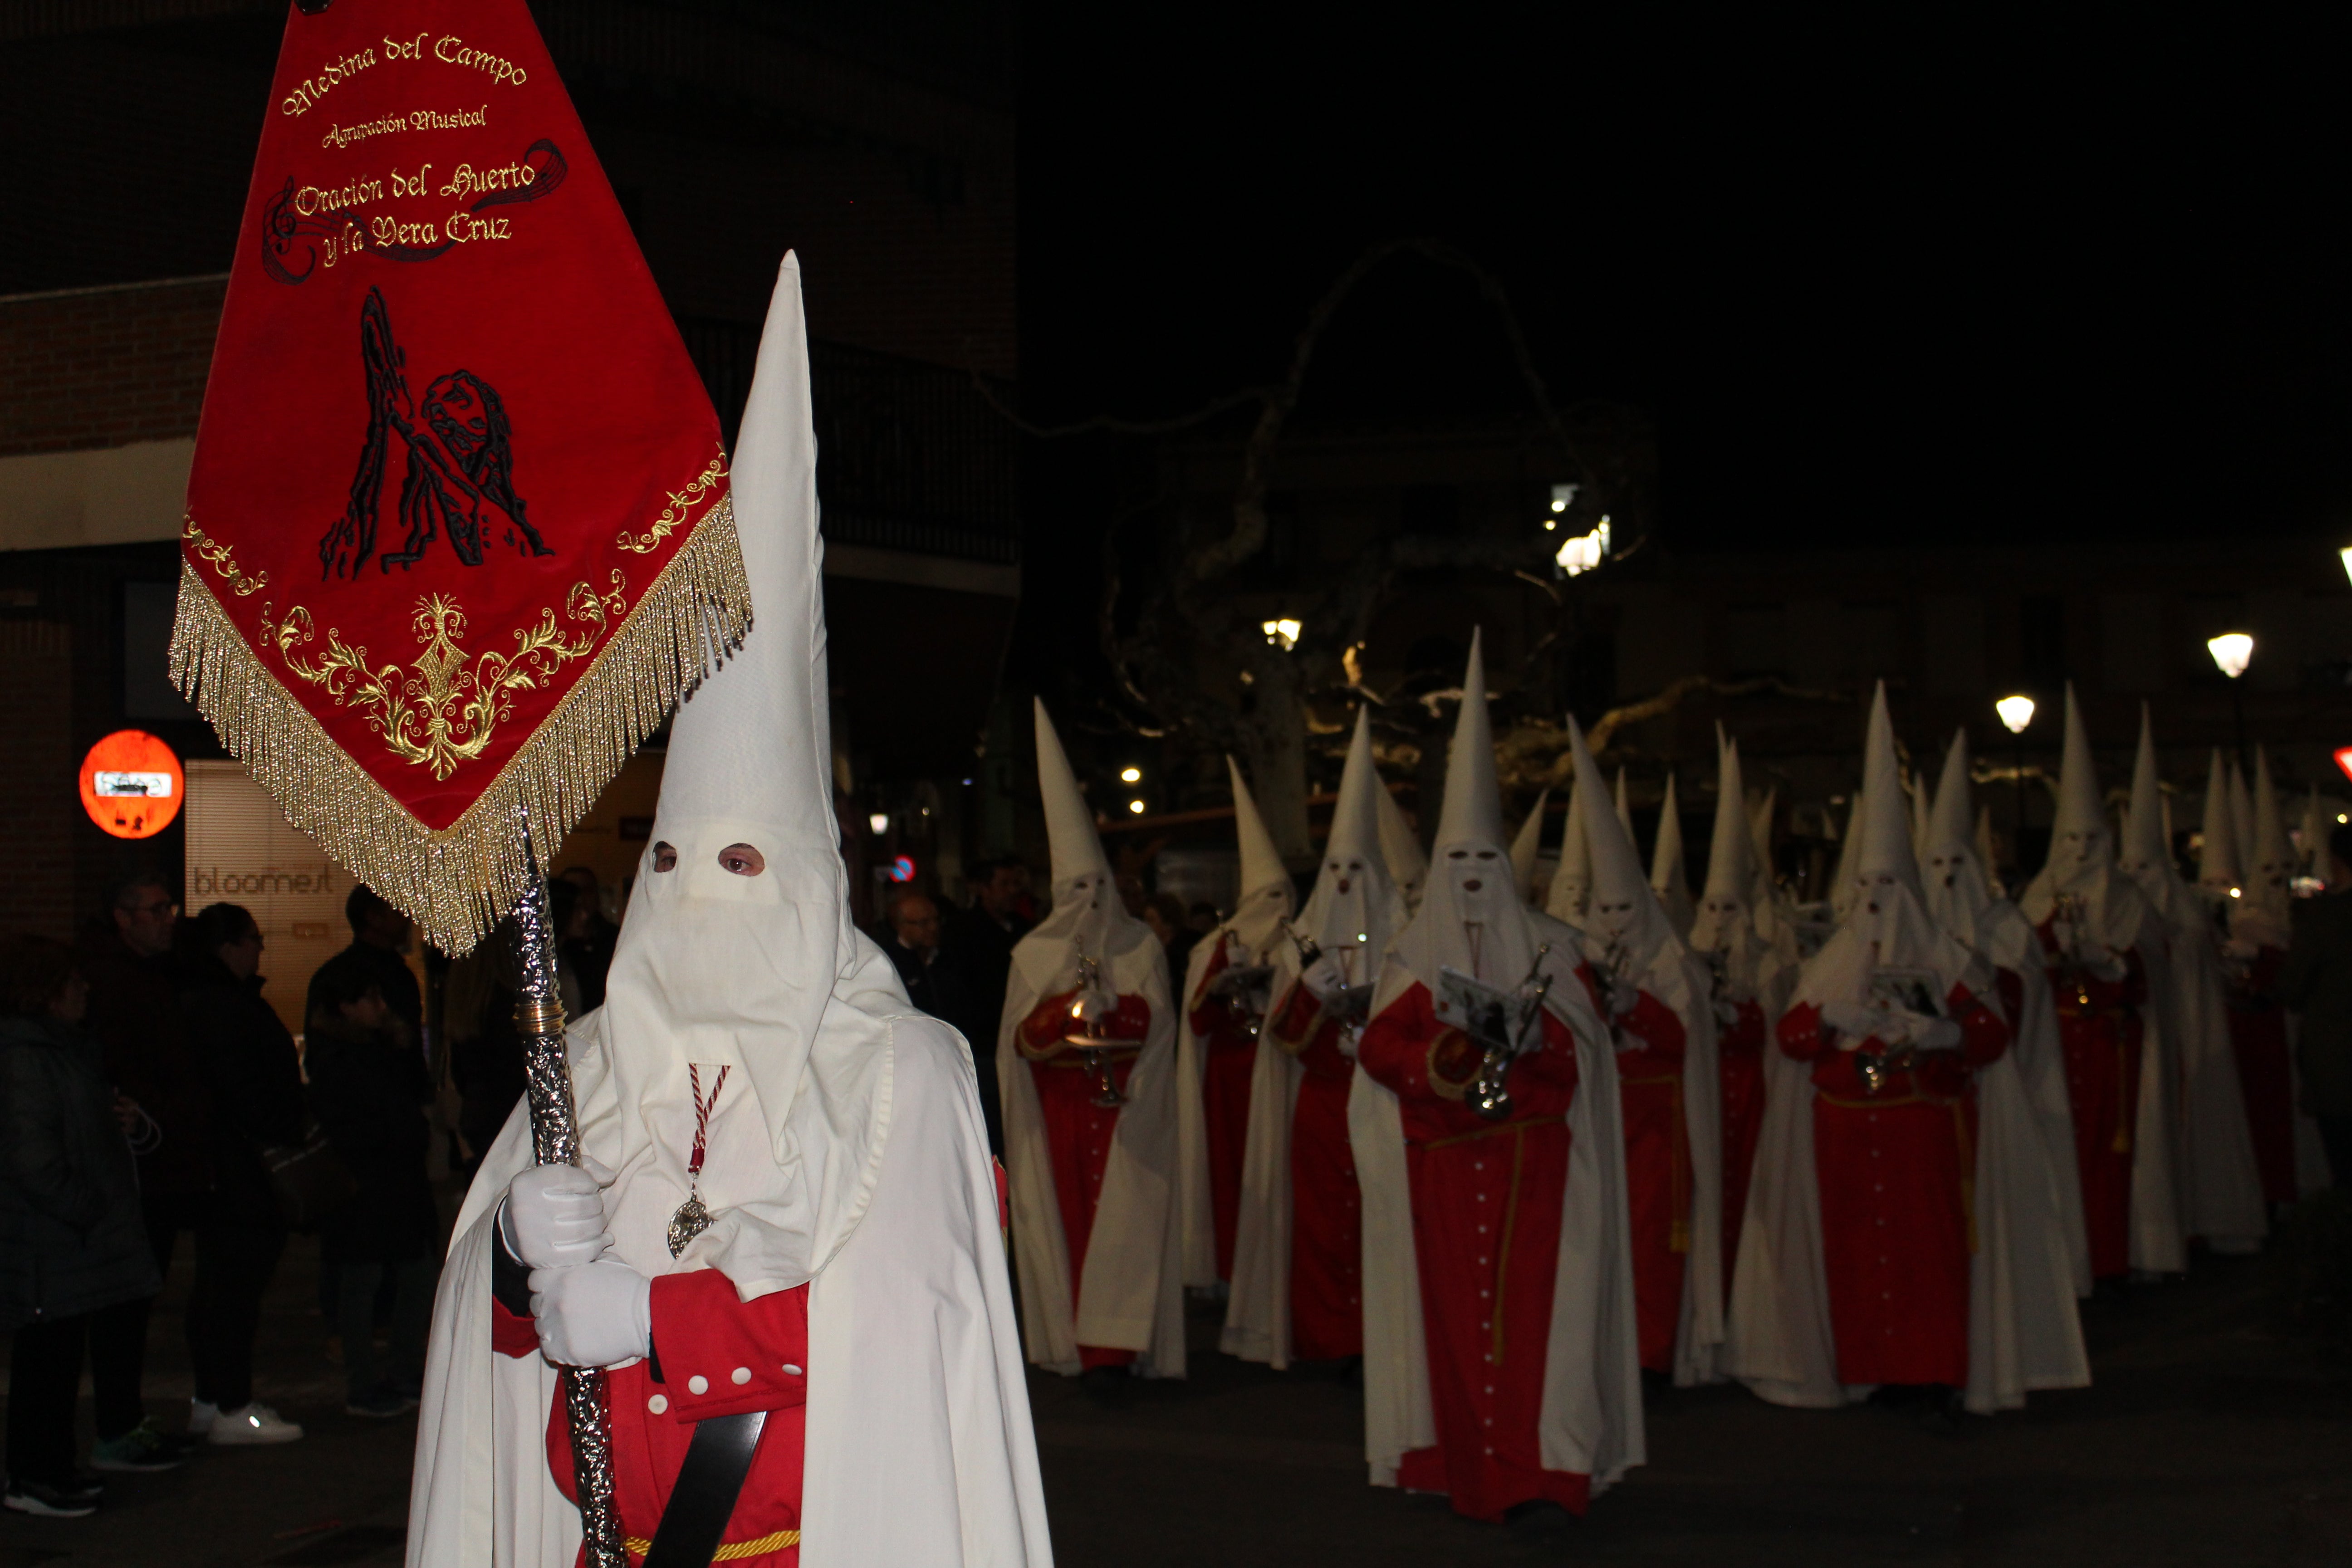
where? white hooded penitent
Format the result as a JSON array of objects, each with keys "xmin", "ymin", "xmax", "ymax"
[
  {"xmin": 408, "ymin": 256, "xmax": 1051, "ymax": 1568},
  {"xmin": 2241, "ymin": 747, "xmax": 2294, "ymax": 946},
  {"xmin": 1547, "ymin": 777, "xmax": 1593, "ymax": 926},
  {"xmin": 999, "ymin": 701, "xmax": 1188, "ymax": 1376},
  {"xmin": 1372, "ymin": 746, "xmax": 1428, "ymax": 911},
  {"xmin": 1564, "ymin": 713, "xmax": 1724, "ymax": 1386},
  {"xmin": 1223, "ymin": 705, "xmax": 1408, "ymax": 1367},
  {"xmin": 1511, "ymin": 787, "xmax": 1552, "ymax": 905},
  {"xmin": 2198, "ymin": 749, "xmax": 2241, "ymax": 899},
  {"xmin": 1689, "ymin": 735, "xmax": 1798, "ymax": 1017},
  {"xmin": 1353, "ymin": 630, "xmax": 1642, "ymax": 1494},
  {"xmin": 1651, "ymin": 772, "xmax": 1695, "ymax": 939}
]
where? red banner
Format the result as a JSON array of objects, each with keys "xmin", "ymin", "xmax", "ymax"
[{"xmin": 175, "ymin": 0, "xmax": 747, "ymax": 952}]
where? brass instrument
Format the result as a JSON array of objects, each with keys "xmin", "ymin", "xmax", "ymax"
[{"xmin": 1467, "ymin": 943, "xmax": 1554, "ymax": 1122}]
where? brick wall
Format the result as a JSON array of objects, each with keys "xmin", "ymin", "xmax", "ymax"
[
  {"xmin": 0, "ymin": 275, "xmax": 226, "ymax": 458},
  {"xmin": 0, "ymin": 620, "xmax": 80, "ymax": 939}
]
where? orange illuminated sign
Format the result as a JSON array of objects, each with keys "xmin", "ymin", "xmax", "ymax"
[{"xmin": 79, "ymin": 730, "xmax": 185, "ymax": 839}]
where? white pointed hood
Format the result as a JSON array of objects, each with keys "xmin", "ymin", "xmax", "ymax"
[
  {"xmin": 1294, "ymin": 706, "xmax": 1407, "ymax": 980},
  {"xmin": 1910, "ymin": 770, "xmax": 1934, "ymax": 862},
  {"xmin": 2242, "ymin": 746, "xmax": 2293, "ymax": 941},
  {"xmin": 1921, "ymin": 727, "xmax": 2001, "ymax": 947},
  {"xmin": 1690, "ymin": 737, "xmax": 1755, "ymax": 951},
  {"xmin": 1223, "ymin": 755, "xmax": 1294, "ymax": 958},
  {"xmin": 1020, "ymin": 699, "xmax": 1154, "ymax": 990},
  {"xmin": 1650, "ymin": 771, "xmax": 1695, "ymax": 936},
  {"xmin": 1613, "ymin": 768, "xmax": 1634, "ymax": 839},
  {"xmin": 2119, "ymin": 705, "xmax": 2200, "ymax": 930},
  {"xmin": 1546, "ymin": 777, "xmax": 1592, "ymax": 922},
  {"xmin": 2019, "ymin": 685, "xmax": 2147, "ymax": 949},
  {"xmin": 2197, "ymin": 748, "xmax": 2240, "ymax": 894},
  {"xmin": 2228, "ymin": 761, "xmax": 2257, "ymax": 883},
  {"xmin": 597, "ymin": 255, "xmax": 895, "ymax": 1290},
  {"xmin": 2302, "ymin": 786, "xmax": 2328, "ymax": 880},
  {"xmin": 1568, "ymin": 716, "xmax": 1678, "ymax": 961},
  {"xmin": 1798, "ymin": 683, "xmax": 1981, "ymax": 1009},
  {"xmin": 1389, "ymin": 632, "xmax": 1539, "ymax": 989},
  {"xmin": 1510, "ymin": 787, "xmax": 1550, "ymax": 903},
  {"xmin": 1372, "ymin": 756, "xmax": 1427, "ymax": 908}
]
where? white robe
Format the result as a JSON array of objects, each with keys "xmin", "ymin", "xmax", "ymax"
[
  {"xmin": 406, "ymin": 998, "xmax": 1052, "ymax": 1568},
  {"xmin": 997, "ymin": 925, "xmax": 1187, "ymax": 1375},
  {"xmin": 1350, "ymin": 916, "xmax": 1644, "ymax": 1493}
]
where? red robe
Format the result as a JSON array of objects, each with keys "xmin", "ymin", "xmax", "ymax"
[
  {"xmin": 1357, "ymin": 980, "xmax": 1586, "ymax": 1522},
  {"xmin": 1716, "ymin": 997, "xmax": 1768, "ymax": 1301},
  {"xmin": 1580, "ymin": 975, "xmax": 1689, "ymax": 1372},
  {"xmin": 2228, "ymin": 944, "xmax": 2297, "ymax": 1205},
  {"xmin": 1264, "ymin": 977, "xmax": 1362, "ymax": 1361},
  {"xmin": 496, "ymin": 1269, "xmax": 808, "ymax": 1567},
  {"xmin": 1188, "ymin": 939, "xmax": 1261, "ymax": 1281},
  {"xmin": 2035, "ymin": 922, "xmax": 2147, "ymax": 1279},
  {"xmin": 1777, "ymin": 985, "xmax": 2008, "ymax": 1387},
  {"xmin": 1020, "ymin": 988, "xmax": 1153, "ymax": 1368}
]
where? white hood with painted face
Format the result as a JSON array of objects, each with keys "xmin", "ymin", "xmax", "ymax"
[
  {"xmin": 1510, "ymin": 787, "xmax": 1551, "ymax": 905},
  {"xmin": 2019, "ymin": 684, "xmax": 2150, "ymax": 954},
  {"xmin": 2239, "ymin": 747, "xmax": 2293, "ymax": 946},
  {"xmin": 1372, "ymin": 754, "xmax": 1427, "ymax": 910},
  {"xmin": 1219, "ymin": 755, "xmax": 1297, "ymax": 961},
  {"xmin": 1920, "ymin": 728, "xmax": 2001, "ymax": 949},
  {"xmin": 1650, "ymin": 771, "xmax": 1695, "ymax": 938},
  {"xmin": 1292, "ymin": 706, "xmax": 1408, "ymax": 987},
  {"xmin": 2197, "ymin": 748, "xmax": 2242, "ymax": 900},
  {"xmin": 1545, "ymin": 777, "xmax": 1592, "ymax": 925},
  {"xmin": 1016, "ymin": 699, "xmax": 1160, "ymax": 996}
]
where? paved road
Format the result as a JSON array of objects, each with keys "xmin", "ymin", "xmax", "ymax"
[{"xmin": 5, "ymin": 1234, "xmax": 2347, "ymax": 1567}]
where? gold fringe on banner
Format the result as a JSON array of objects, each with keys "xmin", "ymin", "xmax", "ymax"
[{"xmin": 170, "ymin": 495, "xmax": 751, "ymax": 956}]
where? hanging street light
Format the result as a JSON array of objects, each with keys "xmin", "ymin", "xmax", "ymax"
[
  {"xmin": 1119, "ymin": 766, "xmax": 1142, "ymax": 784},
  {"xmin": 1995, "ymin": 694, "xmax": 2035, "ymax": 892},
  {"xmin": 867, "ymin": 811, "xmax": 889, "ymax": 836},
  {"xmin": 2208, "ymin": 631, "xmax": 2254, "ymax": 765},
  {"xmin": 1261, "ymin": 617, "xmax": 1303, "ymax": 651}
]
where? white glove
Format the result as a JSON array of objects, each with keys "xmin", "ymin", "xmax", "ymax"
[
  {"xmin": 500, "ymin": 1159, "xmax": 614, "ymax": 1269},
  {"xmin": 1819, "ymin": 999, "xmax": 1882, "ymax": 1041},
  {"xmin": 1607, "ymin": 973, "xmax": 1641, "ymax": 1019},
  {"xmin": 1911, "ymin": 1016, "xmax": 1962, "ymax": 1052},
  {"xmin": 1301, "ymin": 951, "xmax": 1348, "ymax": 1001},
  {"xmin": 528, "ymin": 1257, "xmax": 652, "ymax": 1368}
]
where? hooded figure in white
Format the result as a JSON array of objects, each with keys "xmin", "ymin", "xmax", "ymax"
[
  {"xmin": 1688, "ymin": 734, "xmax": 1800, "ymax": 1317},
  {"xmin": 1510, "ymin": 788, "xmax": 1551, "ymax": 906},
  {"xmin": 1350, "ymin": 631, "xmax": 1642, "ymax": 1519},
  {"xmin": 999, "ymin": 701, "xmax": 1185, "ymax": 1377},
  {"xmin": 1175, "ymin": 759, "xmax": 1294, "ymax": 1287},
  {"xmin": 1373, "ymin": 759, "xmax": 1428, "ymax": 911},
  {"xmin": 1651, "ymin": 772, "xmax": 1696, "ymax": 939},
  {"xmin": 407, "ymin": 256, "xmax": 1052, "ymax": 1568},
  {"xmin": 1564, "ymin": 720, "xmax": 1723, "ymax": 1387},
  {"xmin": 1224, "ymin": 708, "xmax": 1408, "ymax": 1367},
  {"xmin": 2019, "ymin": 686, "xmax": 2183, "ymax": 1278},
  {"xmin": 2117, "ymin": 715, "xmax": 2269, "ymax": 1249},
  {"xmin": 1726, "ymin": 684, "xmax": 2067, "ymax": 1413},
  {"xmin": 1919, "ymin": 727, "xmax": 2094, "ymax": 1299},
  {"xmin": 2222, "ymin": 747, "xmax": 2330, "ymax": 1202},
  {"xmin": 2197, "ymin": 749, "xmax": 2243, "ymax": 906},
  {"xmin": 1544, "ymin": 779, "xmax": 1593, "ymax": 928}
]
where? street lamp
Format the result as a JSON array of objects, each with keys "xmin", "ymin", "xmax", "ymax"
[
  {"xmin": 2208, "ymin": 631, "xmax": 2253, "ymax": 765},
  {"xmin": 1261, "ymin": 617, "xmax": 1302, "ymax": 651},
  {"xmin": 1996, "ymin": 695, "xmax": 2035, "ymax": 889},
  {"xmin": 867, "ymin": 811, "xmax": 889, "ymax": 836},
  {"xmin": 2338, "ymin": 546, "xmax": 2352, "ymax": 588},
  {"xmin": 1119, "ymin": 766, "xmax": 1142, "ymax": 784}
]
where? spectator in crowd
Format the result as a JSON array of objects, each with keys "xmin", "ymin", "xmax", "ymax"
[
  {"xmin": 1144, "ymin": 892, "xmax": 1200, "ymax": 979},
  {"xmin": 2282, "ymin": 821, "xmax": 2352, "ymax": 1184},
  {"xmin": 3, "ymin": 936, "xmax": 165, "ymax": 1517},
  {"xmin": 305, "ymin": 968, "xmax": 438, "ymax": 1419},
  {"xmin": 174, "ymin": 905, "xmax": 306, "ymax": 1446},
  {"xmin": 556, "ymin": 865, "xmax": 619, "ymax": 1011},
  {"xmin": 943, "ymin": 858, "xmax": 1034, "ymax": 1153},
  {"xmin": 76, "ymin": 870, "xmax": 212, "ymax": 1452},
  {"xmin": 305, "ymin": 887, "xmax": 422, "ymax": 1044},
  {"xmin": 440, "ymin": 917, "xmax": 526, "ymax": 1176},
  {"xmin": 879, "ymin": 891, "xmax": 966, "ymax": 1023},
  {"xmin": 1187, "ymin": 901, "xmax": 1223, "ymax": 941}
]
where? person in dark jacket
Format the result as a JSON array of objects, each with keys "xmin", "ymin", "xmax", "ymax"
[
  {"xmin": 2281, "ymin": 821, "xmax": 2352, "ymax": 1184},
  {"xmin": 305, "ymin": 966, "xmax": 439, "ymax": 1418},
  {"xmin": 942, "ymin": 858, "xmax": 1033, "ymax": 1154},
  {"xmin": 304, "ymin": 884, "xmax": 423, "ymax": 1043},
  {"xmin": 175, "ymin": 904, "xmax": 307, "ymax": 1446},
  {"xmin": 2, "ymin": 936, "xmax": 166, "ymax": 1518}
]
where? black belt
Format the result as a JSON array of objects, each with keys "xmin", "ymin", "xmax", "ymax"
[{"xmin": 643, "ymin": 1409, "xmax": 766, "ymax": 1568}]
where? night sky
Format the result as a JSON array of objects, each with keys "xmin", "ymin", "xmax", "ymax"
[{"xmin": 1017, "ymin": 6, "xmax": 2352, "ymax": 555}]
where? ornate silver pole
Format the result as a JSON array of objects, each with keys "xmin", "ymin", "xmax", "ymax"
[{"xmin": 511, "ymin": 808, "xmax": 626, "ymax": 1568}]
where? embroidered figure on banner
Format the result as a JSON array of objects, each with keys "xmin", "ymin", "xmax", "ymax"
[{"xmin": 318, "ymin": 286, "xmax": 555, "ymax": 578}]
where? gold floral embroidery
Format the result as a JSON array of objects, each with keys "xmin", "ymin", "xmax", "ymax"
[
  {"xmin": 617, "ymin": 450, "xmax": 729, "ymax": 554},
  {"xmin": 258, "ymin": 573, "xmax": 628, "ymax": 780},
  {"xmin": 183, "ymin": 517, "xmax": 269, "ymax": 597}
]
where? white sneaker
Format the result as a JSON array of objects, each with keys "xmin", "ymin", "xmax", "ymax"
[
  {"xmin": 207, "ymin": 1402, "xmax": 304, "ymax": 1445},
  {"xmin": 189, "ymin": 1398, "xmax": 220, "ymax": 1436}
]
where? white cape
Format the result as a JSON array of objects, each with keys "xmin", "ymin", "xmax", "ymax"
[
  {"xmin": 1221, "ymin": 936, "xmax": 1310, "ymax": 1367},
  {"xmin": 2161, "ymin": 916, "xmax": 2269, "ymax": 1250},
  {"xmin": 1174, "ymin": 934, "xmax": 1231, "ymax": 1289},
  {"xmin": 1723, "ymin": 984, "xmax": 2090, "ymax": 1415},
  {"xmin": 998, "ymin": 926, "xmax": 1186, "ymax": 1375},
  {"xmin": 407, "ymin": 996, "xmax": 1052, "ymax": 1568},
  {"xmin": 1351, "ymin": 916, "xmax": 1645, "ymax": 1493}
]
